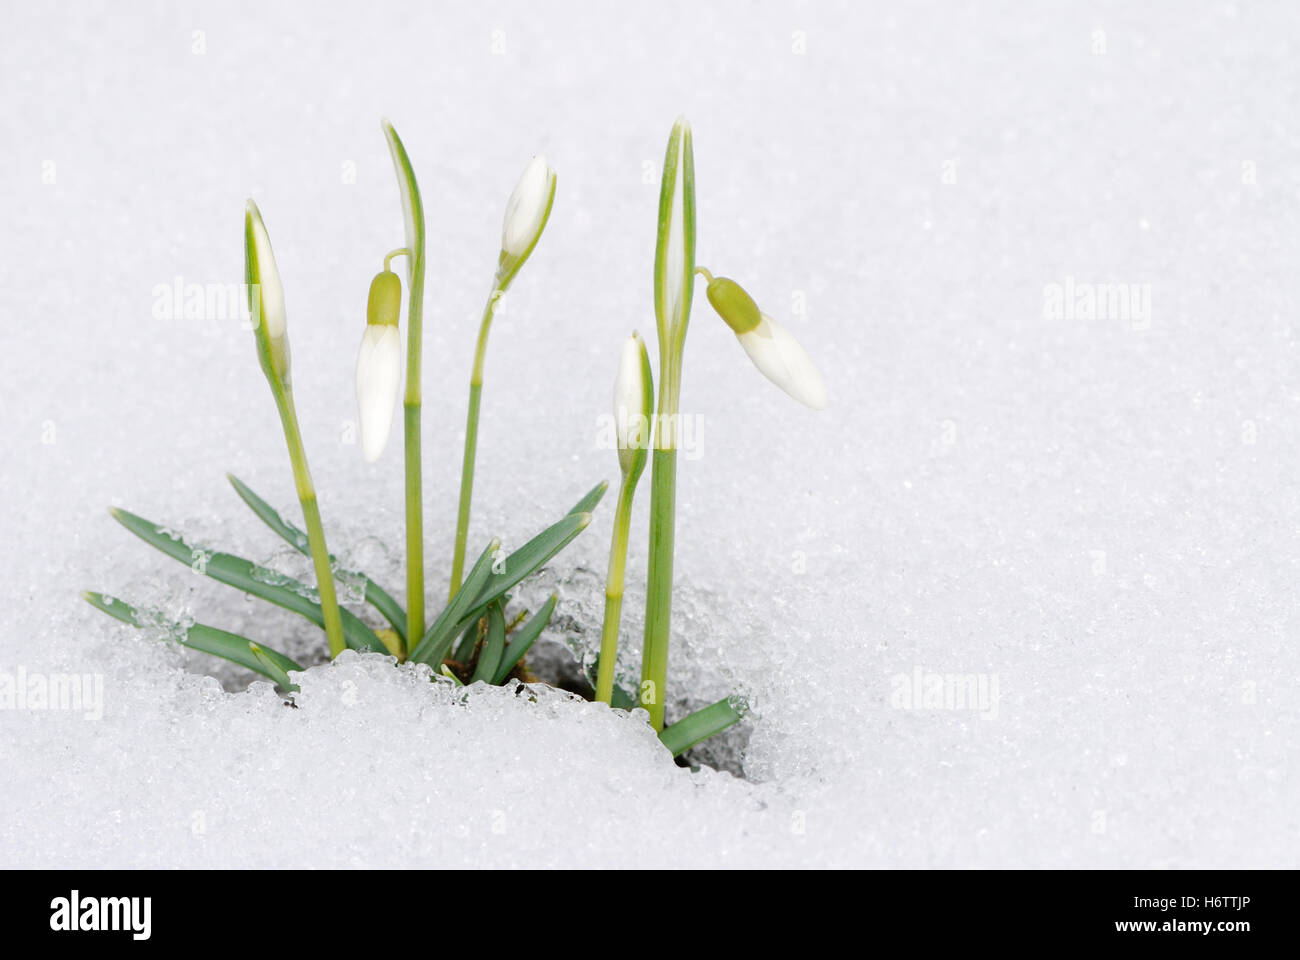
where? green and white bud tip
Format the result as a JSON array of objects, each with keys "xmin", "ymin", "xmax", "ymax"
[
  {"xmin": 355, "ymin": 269, "xmax": 404, "ymax": 463},
  {"xmin": 500, "ymin": 154, "xmax": 557, "ymax": 263},
  {"xmin": 706, "ymin": 275, "xmax": 827, "ymax": 410},
  {"xmin": 244, "ymin": 199, "xmax": 290, "ymax": 383},
  {"xmin": 613, "ymin": 331, "xmax": 654, "ymax": 479},
  {"xmin": 658, "ymin": 116, "xmax": 694, "ymax": 341}
]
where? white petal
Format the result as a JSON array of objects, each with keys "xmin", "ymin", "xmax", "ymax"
[
  {"xmin": 501, "ymin": 155, "xmax": 555, "ymax": 257},
  {"xmin": 613, "ymin": 335, "xmax": 645, "ymax": 441},
  {"xmin": 613, "ymin": 333, "xmax": 651, "ymax": 472},
  {"xmin": 737, "ymin": 315, "xmax": 828, "ymax": 410},
  {"xmin": 355, "ymin": 325, "xmax": 403, "ymax": 462}
]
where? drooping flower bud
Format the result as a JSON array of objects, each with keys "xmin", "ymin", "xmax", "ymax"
[
  {"xmin": 244, "ymin": 200, "xmax": 291, "ymax": 384},
  {"xmin": 613, "ymin": 332, "xmax": 654, "ymax": 481},
  {"xmin": 355, "ymin": 269, "xmax": 403, "ymax": 462},
  {"xmin": 500, "ymin": 155, "xmax": 557, "ymax": 265},
  {"xmin": 705, "ymin": 275, "xmax": 827, "ymax": 410},
  {"xmin": 705, "ymin": 277, "xmax": 762, "ymax": 335}
]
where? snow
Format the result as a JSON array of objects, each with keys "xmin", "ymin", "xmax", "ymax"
[{"xmin": 2, "ymin": 0, "xmax": 1298, "ymax": 867}]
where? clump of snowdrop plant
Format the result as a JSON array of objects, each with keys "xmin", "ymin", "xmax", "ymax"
[{"xmin": 85, "ymin": 117, "xmax": 822, "ymax": 761}]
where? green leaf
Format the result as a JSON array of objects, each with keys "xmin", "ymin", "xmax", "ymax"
[
  {"xmin": 493, "ymin": 592, "xmax": 557, "ymax": 684},
  {"xmin": 83, "ymin": 591, "xmax": 303, "ymax": 689},
  {"xmin": 411, "ymin": 482, "xmax": 603, "ymax": 667},
  {"xmin": 471, "ymin": 602, "xmax": 506, "ymax": 683},
  {"xmin": 407, "ymin": 539, "xmax": 500, "ymax": 665},
  {"xmin": 451, "ymin": 616, "xmax": 481, "ymax": 664},
  {"xmin": 568, "ymin": 479, "xmax": 609, "ymax": 517},
  {"xmin": 109, "ymin": 507, "xmax": 387, "ymax": 654},
  {"xmin": 248, "ymin": 643, "xmax": 298, "ymax": 691},
  {"xmin": 439, "ymin": 664, "xmax": 464, "ymax": 686},
  {"xmin": 438, "ymin": 509, "xmax": 593, "ymax": 663},
  {"xmin": 658, "ymin": 697, "xmax": 746, "ymax": 757},
  {"xmin": 226, "ymin": 473, "xmax": 407, "ymax": 642},
  {"xmin": 467, "ymin": 510, "xmax": 593, "ymax": 612}
]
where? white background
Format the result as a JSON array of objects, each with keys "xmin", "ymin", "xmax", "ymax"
[{"xmin": 1, "ymin": 0, "xmax": 1296, "ymax": 867}]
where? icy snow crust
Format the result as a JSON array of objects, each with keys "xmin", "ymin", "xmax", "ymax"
[{"xmin": 2, "ymin": 1, "xmax": 1297, "ymax": 867}]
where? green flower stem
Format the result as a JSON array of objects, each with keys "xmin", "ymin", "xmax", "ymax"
[
  {"xmin": 270, "ymin": 381, "xmax": 346, "ymax": 658},
  {"xmin": 640, "ymin": 445, "xmax": 677, "ymax": 729},
  {"xmin": 402, "ymin": 238, "xmax": 427, "ymax": 648},
  {"xmin": 596, "ymin": 475, "xmax": 637, "ymax": 704},
  {"xmin": 639, "ymin": 117, "xmax": 695, "ymax": 732},
  {"xmin": 404, "ymin": 395, "xmax": 424, "ymax": 646},
  {"xmin": 448, "ymin": 287, "xmax": 502, "ymax": 599},
  {"xmin": 385, "ymin": 243, "xmax": 422, "ymax": 649},
  {"xmin": 384, "ymin": 247, "xmax": 410, "ymax": 272},
  {"xmin": 383, "ymin": 120, "xmax": 427, "ymax": 649}
]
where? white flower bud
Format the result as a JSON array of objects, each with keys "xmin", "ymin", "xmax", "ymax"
[
  {"xmin": 244, "ymin": 200, "xmax": 290, "ymax": 382},
  {"xmin": 736, "ymin": 314, "xmax": 828, "ymax": 411},
  {"xmin": 501, "ymin": 155, "xmax": 556, "ymax": 260},
  {"xmin": 613, "ymin": 332, "xmax": 654, "ymax": 479},
  {"xmin": 355, "ymin": 323, "xmax": 402, "ymax": 462}
]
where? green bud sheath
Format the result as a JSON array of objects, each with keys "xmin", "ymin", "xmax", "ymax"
[
  {"xmin": 706, "ymin": 277, "xmax": 762, "ymax": 335},
  {"xmin": 367, "ymin": 270, "xmax": 402, "ymax": 327}
]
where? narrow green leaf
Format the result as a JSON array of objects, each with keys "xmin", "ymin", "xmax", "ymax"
[
  {"xmin": 657, "ymin": 697, "xmax": 746, "ymax": 757},
  {"xmin": 411, "ymin": 482, "xmax": 602, "ymax": 666},
  {"xmin": 439, "ymin": 664, "xmax": 464, "ymax": 686},
  {"xmin": 451, "ymin": 616, "xmax": 481, "ymax": 664},
  {"xmin": 426, "ymin": 509, "xmax": 594, "ymax": 666},
  {"xmin": 227, "ymin": 473, "xmax": 308, "ymax": 547},
  {"xmin": 471, "ymin": 602, "xmax": 506, "ymax": 683},
  {"xmin": 227, "ymin": 473, "xmax": 407, "ymax": 641},
  {"xmin": 468, "ymin": 511, "xmax": 592, "ymax": 611},
  {"xmin": 84, "ymin": 590, "xmax": 140, "ymax": 627},
  {"xmin": 248, "ymin": 643, "xmax": 299, "ymax": 692},
  {"xmin": 442, "ymin": 539, "xmax": 501, "ymax": 629},
  {"xmin": 109, "ymin": 507, "xmax": 387, "ymax": 654},
  {"xmin": 568, "ymin": 479, "xmax": 609, "ymax": 517},
  {"xmin": 83, "ymin": 591, "xmax": 303, "ymax": 687},
  {"xmin": 493, "ymin": 592, "xmax": 557, "ymax": 684},
  {"xmin": 407, "ymin": 538, "xmax": 500, "ymax": 665}
]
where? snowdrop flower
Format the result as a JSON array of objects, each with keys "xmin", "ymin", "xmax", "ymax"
[
  {"xmin": 613, "ymin": 332, "xmax": 654, "ymax": 481},
  {"xmin": 499, "ymin": 155, "xmax": 556, "ymax": 269},
  {"xmin": 705, "ymin": 275, "xmax": 828, "ymax": 410},
  {"xmin": 355, "ymin": 269, "xmax": 403, "ymax": 462},
  {"xmin": 244, "ymin": 200, "xmax": 291, "ymax": 383}
]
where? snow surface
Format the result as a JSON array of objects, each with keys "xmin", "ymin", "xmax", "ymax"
[{"xmin": 2, "ymin": 0, "xmax": 1298, "ymax": 867}]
